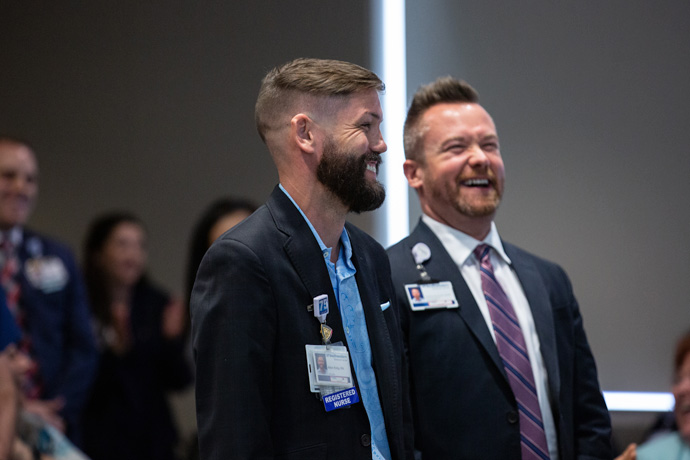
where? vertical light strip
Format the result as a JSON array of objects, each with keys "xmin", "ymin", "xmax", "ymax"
[{"xmin": 371, "ymin": 0, "xmax": 408, "ymax": 247}]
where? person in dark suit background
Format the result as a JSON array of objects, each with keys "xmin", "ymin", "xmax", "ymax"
[
  {"xmin": 190, "ymin": 58, "xmax": 412, "ymax": 460},
  {"xmin": 0, "ymin": 136, "xmax": 97, "ymax": 445},
  {"xmin": 387, "ymin": 77, "xmax": 612, "ymax": 459}
]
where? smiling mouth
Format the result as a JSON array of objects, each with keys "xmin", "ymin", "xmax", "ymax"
[{"xmin": 461, "ymin": 178, "xmax": 491, "ymax": 187}]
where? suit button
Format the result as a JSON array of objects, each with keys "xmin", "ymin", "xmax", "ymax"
[
  {"xmin": 361, "ymin": 434, "xmax": 371, "ymax": 446},
  {"xmin": 507, "ymin": 411, "xmax": 519, "ymax": 424}
]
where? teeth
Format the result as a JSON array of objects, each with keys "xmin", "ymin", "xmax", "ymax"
[
  {"xmin": 463, "ymin": 179, "xmax": 489, "ymax": 186},
  {"xmin": 366, "ymin": 164, "xmax": 377, "ymax": 173}
]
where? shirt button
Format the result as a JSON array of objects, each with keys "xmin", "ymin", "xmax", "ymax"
[
  {"xmin": 507, "ymin": 410, "xmax": 519, "ymax": 424},
  {"xmin": 360, "ymin": 434, "xmax": 371, "ymax": 447}
]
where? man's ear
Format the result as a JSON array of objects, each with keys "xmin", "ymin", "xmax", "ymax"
[
  {"xmin": 403, "ymin": 159, "xmax": 424, "ymax": 190},
  {"xmin": 291, "ymin": 113, "xmax": 317, "ymax": 154}
]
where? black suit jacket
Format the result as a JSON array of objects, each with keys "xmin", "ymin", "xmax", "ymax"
[
  {"xmin": 191, "ymin": 186, "xmax": 413, "ymax": 460},
  {"xmin": 83, "ymin": 280, "xmax": 192, "ymax": 460},
  {"xmin": 387, "ymin": 220, "xmax": 612, "ymax": 460}
]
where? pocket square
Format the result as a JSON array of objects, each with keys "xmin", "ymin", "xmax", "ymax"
[{"xmin": 380, "ymin": 301, "xmax": 390, "ymax": 311}]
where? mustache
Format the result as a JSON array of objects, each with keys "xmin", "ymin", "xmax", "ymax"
[{"xmin": 363, "ymin": 152, "xmax": 382, "ymax": 166}]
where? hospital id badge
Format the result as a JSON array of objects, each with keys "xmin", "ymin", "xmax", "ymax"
[
  {"xmin": 305, "ymin": 344, "xmax": 359, "ymax": 411},
  {"xmin": 405, "ymin": 281, "xmax": 459, "ymax": 311}
]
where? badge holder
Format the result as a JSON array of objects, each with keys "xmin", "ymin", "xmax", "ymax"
[
  {"xmin": 406, "ymin": 242, "xmax": 459, "ymax": 311},
  {"xmin": 305, "ymin": 294, "xmax": 361, "ymax": 411}
]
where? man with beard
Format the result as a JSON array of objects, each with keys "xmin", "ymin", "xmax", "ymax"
[
  {"xmin": 387, "ymin": 77, "xmax": 612, "ymax": 459},
  {"xmin": 190, "ymin": 58, "xmax": 412, "ymax": 460}
]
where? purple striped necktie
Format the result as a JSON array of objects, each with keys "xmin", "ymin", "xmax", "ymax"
[{"xmin": 474, "ymin": 244, "xmax": 551, "ymax": 460}]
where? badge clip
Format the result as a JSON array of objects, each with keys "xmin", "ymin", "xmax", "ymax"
[
  {"xmin": 412, "ymin": 242, "xmax": 433, "ymax": 282},
  {"xmin": 313, "ymin": 294, "xmax": 328, "ymax": 323}
]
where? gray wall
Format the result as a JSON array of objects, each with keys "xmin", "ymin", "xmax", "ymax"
[{"xmin": 406, "ymin": 0, "xmax": 690, "ymax": 395}]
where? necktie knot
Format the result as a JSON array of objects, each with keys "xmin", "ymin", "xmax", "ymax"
[{"xmin": 474, "ymin": 244, "xmax": 491, "ymax": 264}]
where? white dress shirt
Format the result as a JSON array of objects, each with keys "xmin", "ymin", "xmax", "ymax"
[{"xmin": 422, "ymin": 214, "xmax": 559, "ymax": 460}]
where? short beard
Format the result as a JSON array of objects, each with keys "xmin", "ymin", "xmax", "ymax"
[
  {"xmin": 316, "ymin": 138, "xmax": 386, "ymax": 214},
  {"xmin": 436, "ymin": 181, "xmax": 501, "ymax": 218}
]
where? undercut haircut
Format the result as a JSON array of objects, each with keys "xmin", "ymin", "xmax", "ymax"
[
  {"xmin": 255, "ymin": 58, "xmax": 384, "ymax": 143},
  {"xmin": 403, "ymin": 76, "xmax": 479, "ymax": 162}
]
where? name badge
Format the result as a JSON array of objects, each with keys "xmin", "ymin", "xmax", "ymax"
[
  {"xmin": 405, "ymin": 281, "xmax": 459, "ymax": 311},
  {"xmin": 24, "ymin": 256, "xmax": 69, "ymax": 293},
  {"xmin": 305, "ymin": 344, "xmax": 359, "ymax": 411}
]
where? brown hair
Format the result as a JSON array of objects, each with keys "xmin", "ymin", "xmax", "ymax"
[
  {"xmin": 403, "ymin": 76, "xmax": 479, "ymax": 162},
  {"xmin": 255, "ymin": 58, "xmax": 384, "ymax": 142},
  {"xmin": 0, "ymin": 136, "xmax": 35, "ymax": 152}
]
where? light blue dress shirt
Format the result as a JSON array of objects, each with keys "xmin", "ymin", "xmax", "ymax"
[{"xmin": 279, "ymin": 185, "xmax": 391, "ymax": 460}]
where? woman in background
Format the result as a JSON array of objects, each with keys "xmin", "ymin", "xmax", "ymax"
[
  {"xmin": 82, "ymin": 212, "xmax": 191, "ymax": 460},
  {"xmin": 185, "ymin": 197, "xmax": 256, "ymax": 306}
]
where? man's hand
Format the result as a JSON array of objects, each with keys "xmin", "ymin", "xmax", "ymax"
[{"xmin": 615, "ymin": 443, "xmax": 637, "ymax": 460}]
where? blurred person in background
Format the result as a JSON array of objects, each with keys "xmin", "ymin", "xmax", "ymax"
[
  {"xmin": 0, "ymin": 136, "xmax": 97, "ymax": 445},
  {"xmin": 1, "ymin": 292, "xmax": 88, "ymax": 460},
  {"xmin": 185, "ymin": 197, "xmax": 256, "ymax": 309},
  {"xmin": 81, "ymin": 212, "xmax": 191, "ymax": 460},
  {"xmin": 634, "ymin": 330, "xmax": 690, "ymax": 459}
]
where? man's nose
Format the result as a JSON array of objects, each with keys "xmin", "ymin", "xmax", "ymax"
[
  {"xmin": 467, "ymin": 145, "xmax": 490, "ymax": 166},
  {"xmin": 371, "ymin": 133, "xmax": 387, "ymax": 153}
]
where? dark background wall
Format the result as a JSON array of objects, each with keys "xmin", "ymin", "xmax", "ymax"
[
  {"xmin": 0, "ymin": 1, "xmax": 375, "ymax": 300},
  {"xmin": 2, "ymin": 0, "xmax": 689, "ymax": 451}
]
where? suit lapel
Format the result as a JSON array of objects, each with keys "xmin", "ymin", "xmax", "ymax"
[
  {"xmin": 504, "ymin": 244, "xmax": 561, "ymax": 399},
  {"xmin": 265, "ymin": 187, "xmax": 345, "ymax": 337},
  {"xmin": 413, "ymin": 222, "xmax": 507, "ymax": 380}
]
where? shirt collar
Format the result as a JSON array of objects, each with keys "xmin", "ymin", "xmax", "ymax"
[
  {"xmin": 279, "ymin": 184, "xmax": 352, "ymax": 265},
  {"xmin": 421, "ymin": 214, "xmax": 511, "ymax": 266}
]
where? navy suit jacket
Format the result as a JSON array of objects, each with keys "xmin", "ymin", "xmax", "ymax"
[
  {"xmin": 191, "ymin": 186, "xmax": 413, "ymax": 460},
  {"xmin": 387, "ymin": 220, "xmax": 612, "ymax": 460},
  {"xmin": 16, "ymin": 229, "xmax": 98, "ymax": 442}
]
